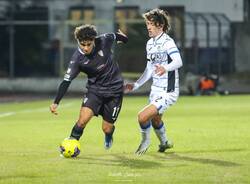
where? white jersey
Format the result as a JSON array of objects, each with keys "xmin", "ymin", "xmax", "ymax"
[
  {"xmin": 133, "ymin": 32, "xmax": 183, "ymax": 113},
  {"xmin": 134, "ymin": 32, "xmax": 182, "ymax": 92}
]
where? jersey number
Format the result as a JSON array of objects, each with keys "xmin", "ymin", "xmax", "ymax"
[{"xmin": 112, "ymin": 106, "xmax": 120, "ymax": 120}]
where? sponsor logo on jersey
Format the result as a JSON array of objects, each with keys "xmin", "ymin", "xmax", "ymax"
[{"xmin": 148, "ymin": 52, "xmax": 168, "ymax": 63}]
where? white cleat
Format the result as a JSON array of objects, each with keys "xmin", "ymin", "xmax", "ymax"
[{"xmin": 135, "ymin": 140, "xmax": 150, "ymax": 155}]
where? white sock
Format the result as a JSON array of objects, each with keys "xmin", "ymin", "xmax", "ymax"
[
  {"xmin": 140, "ymin": 122, "xmax": 151, "ymax": 144},
  {"xmin": 153, "ymin": 123, "xmax": 167, "ymax": 145}
]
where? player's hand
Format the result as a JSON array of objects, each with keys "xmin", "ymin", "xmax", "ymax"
[
  {"xmin": 116, "ymin": 29, "xmax": 127, "ymax": 44},
  {"xmin": 117, "ymin": 29, "xmax": 127, "ymax": 37},
  {"xmin": 50, "ymin": 103, "xmax": 58, "ymax": 115},
  {"xmin": 155, "ymin": 64, "xmax": 166, "ymax": 76},
  {"xmin": 124, "ymin": 83, "xmax": 134, "ymax": 93}
]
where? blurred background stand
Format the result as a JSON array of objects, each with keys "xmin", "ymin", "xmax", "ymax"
[{"xmin": 0, "ymin": 0, "xmax": 250, "ymax": 95}]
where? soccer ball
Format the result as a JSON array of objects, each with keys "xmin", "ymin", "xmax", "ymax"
[{"xmin": 59, "ymin": 137, "xmax": 81, "ymax": 158}]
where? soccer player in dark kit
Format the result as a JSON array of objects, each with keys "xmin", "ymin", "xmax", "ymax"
[{"xmin": 50, "ymin": 24, "xmax": 128, "ymax": 150}]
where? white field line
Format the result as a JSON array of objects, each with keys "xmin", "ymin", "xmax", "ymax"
[
  {"xmin": 0, "ymin": 112, "xmax": 16, "ymax": 118},
  {"xmin": 0, "ymin": 103, "xmax": 74, "ymax": 119}
]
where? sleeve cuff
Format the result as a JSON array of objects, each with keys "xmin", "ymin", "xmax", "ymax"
[{"xmin": 133, "ymin": 82, "xmax": 139, "ymax": 91}]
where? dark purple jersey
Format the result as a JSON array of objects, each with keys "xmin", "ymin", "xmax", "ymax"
[{"xmin": 64, "ymin": 33, "xmax": 124, "ymax": 96}]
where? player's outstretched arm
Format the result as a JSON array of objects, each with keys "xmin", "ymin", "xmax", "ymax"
[
  {"xmin": 50, "ymin": 80, "xmax": 71, "ymax": 115},
  {"xmin": 132, "ymin": 61, "xmax": 152, "ymax": 91}
]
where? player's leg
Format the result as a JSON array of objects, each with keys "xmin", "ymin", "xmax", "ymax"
[
  {"xmin": 135, "ymin": 104, "xmax": 158, "ymax": 155},
  {"xmin": 151, "ymin": 114, "xmax": 173, "ymax": 152},
  {"xmin": 102, "ymin": 120, "xmax": 115, "ymax": 149},
  {"xmin": 70, "ymin": 106, "xmax": 94, "ymax": 140},
  {"xmin": 102, "ymin": 94, "xmax": 123, "ymax": 149},
  {"xmin": 70, "ymin": 92, "xmax": 101, "ymax": 140},
  {"xmin": 151, "ymin": 91, "xmax": 178, "ymax": 152}
]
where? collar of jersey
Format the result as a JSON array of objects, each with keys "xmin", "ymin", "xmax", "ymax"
[
  {"xmin": 153, "ymin": 32, "xmax": 164, "ymax": 42},
  {"xmin": 78, "ymin": 47, "xmax": 85, "ymax": 55}
]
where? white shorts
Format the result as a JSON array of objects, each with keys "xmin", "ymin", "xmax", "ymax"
[{"xmin": 149, "ymin": 86, "xmax": 179, "ymax": 114}]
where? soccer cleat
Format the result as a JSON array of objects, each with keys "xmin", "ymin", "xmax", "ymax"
[
  {"xmin": 158, "ymin": 140, "xmax": 173, "ymax": 152},
  {"xmin": 104, "ymin": 137, "xmax": 113, "ymax": 150},
  {"xmin": 135, "ymin": 140, "xmax": 150, "ymax": 155}
]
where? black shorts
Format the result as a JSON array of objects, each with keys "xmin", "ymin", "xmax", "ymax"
[{"xmin": 82, "ymin": 92, "xmax": 123, "ymax": 124}]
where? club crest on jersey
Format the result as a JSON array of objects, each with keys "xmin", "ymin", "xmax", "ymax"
[{"xmin": 98, "ymin": 50, "xmax": 104, "ymax": 57}]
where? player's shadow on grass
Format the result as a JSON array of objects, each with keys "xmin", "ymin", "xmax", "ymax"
[
  {"xmin": 174, "ymin": 148, "xmax": 245, "ymax": 154},
  {"xmin": 77, "ymin": 154, "xmax": 163, "ymax": 169},
  {"xmin": 113, "ymin": 155, "xmax": 162, "ymax": 169},
  {"xmin": 153, "ymin": 151, "xmax": 241, "ymax": 167}
]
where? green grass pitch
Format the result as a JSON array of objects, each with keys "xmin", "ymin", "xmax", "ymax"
[{"xmin": 0, "ymin": 95, "xmax": 250, "ymax": 183}]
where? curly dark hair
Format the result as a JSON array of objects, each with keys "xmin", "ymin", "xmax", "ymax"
[
  {"xmin": 74, "ymin": 24, "xmax": 97, "ymax": 42},
  {"xmin": 142, "ymin": 8, "xmax": 171, "ymax": 33}
]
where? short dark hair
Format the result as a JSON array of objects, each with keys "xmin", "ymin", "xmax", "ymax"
[
  {"xmin": 142, "ymin": 8, "xmax": 171, "ymax": 33},
  {"xmin": 74, "ymin": 24, "xmax": 97, "ymax": 42}
]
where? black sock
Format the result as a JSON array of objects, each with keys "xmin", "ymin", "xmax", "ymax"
[{"xmin": 70, "ymin": 123, "xmax": 84, "ymax": 140}]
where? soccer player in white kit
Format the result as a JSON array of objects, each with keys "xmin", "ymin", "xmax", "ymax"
[{"xmin": 125, "ymin": 8, "xmax": 183, "ymax": 155}]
